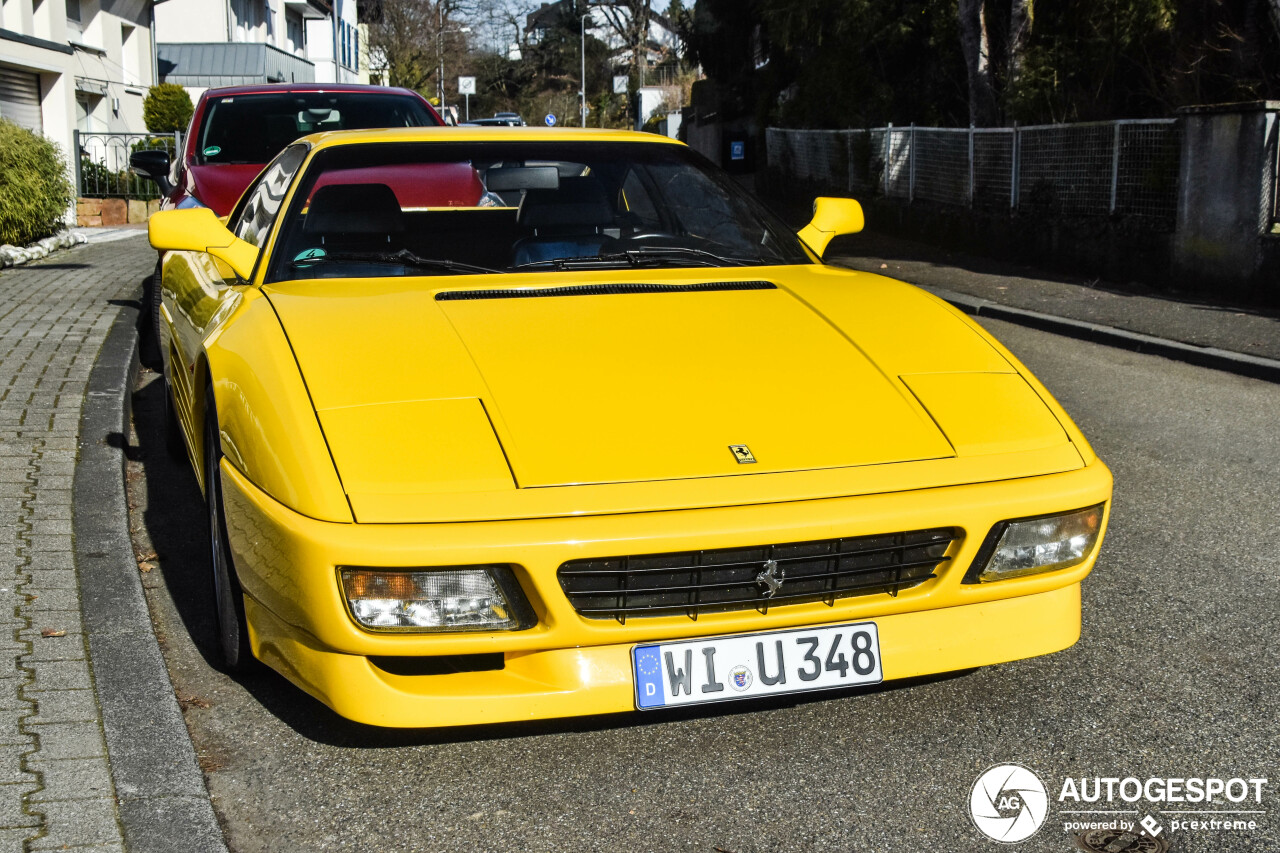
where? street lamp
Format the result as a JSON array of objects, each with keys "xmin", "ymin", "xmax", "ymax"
[
  {"xmin": 437, "ymin": 6, "xmax": 471, "ymax": 115},
  {"xmin": 580, "ymin": 11, "xmax": 590, "ymax": 127}
]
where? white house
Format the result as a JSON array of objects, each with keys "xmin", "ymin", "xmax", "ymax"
[
  {"xmin": 1, "ymin": 0, "xmax": 155, "ymax": 165},
  {"xmin": 154, "ymin": 0, "xmax": 359, "ymax": 102}
]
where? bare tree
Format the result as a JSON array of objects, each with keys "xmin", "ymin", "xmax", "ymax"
[
  {"xmin": 594, "ymin": 0, "xmax": 653, "ymax": 84},
  {"xmin": 366, "ymin": 0, "xmax": 477, "ymax": 96},
  {"xmin": 958, "ymin": 0, "xmax": 999, "ymax": 126}
]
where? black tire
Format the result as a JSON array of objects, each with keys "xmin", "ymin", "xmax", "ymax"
[
  {"xmin": 142, "ymin": 257, "xmax": 164, "ymax": 369},
  {"xmin": 204, "ymin": 390, "xmax": 253, "ymax": 672}
]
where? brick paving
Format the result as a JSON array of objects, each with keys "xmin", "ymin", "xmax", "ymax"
[{"xmin": 0, "ymin": 235, "xmax": 152, "ymax": 852}]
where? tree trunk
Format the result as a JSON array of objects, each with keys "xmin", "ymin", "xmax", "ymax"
[
  {"xmin": 959, "ymin": 0, "xmax": 999, "ymax": 126},
  {"xmin": 1009, "ymin": 0, "xmax": 1032, "ymax": 86}
]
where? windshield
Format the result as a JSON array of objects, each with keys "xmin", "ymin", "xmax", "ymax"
[
  {"xmin": 197, "ymin": 92, "xmax": 438, "ymax": 165},
  {"xmin": 265, "ymin": 141, "xmax": 812, "ymax": 281}
]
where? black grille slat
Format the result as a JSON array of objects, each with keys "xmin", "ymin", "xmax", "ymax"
[
  {"xmin": 560, "ymin": 541, "xmax": 951, "ymax": 576},
  {"xmin": 559, "ymin": 528, "xmax": 958, "ymax": 621},
  {"xmin": 571, "ymin": 572, "xmax": 943, "ymax": 616}
]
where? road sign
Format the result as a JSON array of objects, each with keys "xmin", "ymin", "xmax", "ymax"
[
  {"xmin": 545, "ymin": 114, "xmax": 557, "ymax": 127},
  {"xmin": 457, "ymin": 76, "xmax": 476, "ymax": 95},
  {"xmin": 613, "ymin": 75, "xmax": 628, "ymax": 94}
]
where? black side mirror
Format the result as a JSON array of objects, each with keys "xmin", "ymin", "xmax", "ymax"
[{"xmin": 130, "ymin": 149, "xmax": 173, "ymax": 196}]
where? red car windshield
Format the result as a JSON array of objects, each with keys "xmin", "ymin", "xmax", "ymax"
[{"xmin": 197, "ymin": 92, "xmax": 438, "ymax": 165}]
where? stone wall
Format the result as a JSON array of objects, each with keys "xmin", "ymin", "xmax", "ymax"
[{"xmin": 75, "ymin": 199, "xmax": 161, "ymax": 228}]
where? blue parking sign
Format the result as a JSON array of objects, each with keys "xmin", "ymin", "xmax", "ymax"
[{"xmin": 730, "ymin": 140, "xmax": 746, "ymax": 161}]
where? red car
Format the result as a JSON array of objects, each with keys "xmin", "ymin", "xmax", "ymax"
[
  {"xmin": 130, "ymin": 84, "xmax": 445, "ymax": 361},
  {"xmin": 131, "ymin": 83, "xmax": 444, "ymax": 216}
]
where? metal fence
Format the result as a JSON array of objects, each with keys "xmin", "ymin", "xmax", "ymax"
[
  {"xmin": 767, "ymin": 119, "xmax": 1182, "ymax": 227},
  {"xmin": 74, "ymin": 130, "xmax": 182, "ymax": 199}
]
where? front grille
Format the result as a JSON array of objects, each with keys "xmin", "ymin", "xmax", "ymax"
[{"xmin": 558, "ymin": 528, "xmax": 958, "ymax": 621}]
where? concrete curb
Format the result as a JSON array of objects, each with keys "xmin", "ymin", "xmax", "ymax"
[
  {"xmin": 75, "ymin": 301, "xmax": 228, "ymax": 852},
  {"xmin": 923, "ymin": 284, "xmax": 1280, "ymax": 384}
]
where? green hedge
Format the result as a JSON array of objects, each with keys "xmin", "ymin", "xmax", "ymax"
[{"xmin": 0, "ymin": 120, "xmax": 72, "ymax": 246}]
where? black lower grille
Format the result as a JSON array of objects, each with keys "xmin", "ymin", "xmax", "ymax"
[{"xmin": 558, "ymin": 528, "xmax": 958, "ymax": 621}]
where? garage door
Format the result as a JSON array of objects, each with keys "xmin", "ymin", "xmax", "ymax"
[{"xmin": 0, "ymin": 66, "xmax": 44, "ymax": 133}]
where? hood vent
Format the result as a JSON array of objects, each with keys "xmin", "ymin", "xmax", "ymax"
[{"xmin": 435, "ymin": 280, "xmax": 776, "ymax": 301}]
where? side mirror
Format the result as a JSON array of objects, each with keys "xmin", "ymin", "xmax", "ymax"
[
  {"xmin": 797, "ymin": 197, "xmax": 864, "ymax": 258},
  {"xmin": 129, "ymin": 149, "xmax": 174, "ymax": 196},
  {"xmin": 149, "ymin": 208, "xmax": 258, "ymax": 281}
]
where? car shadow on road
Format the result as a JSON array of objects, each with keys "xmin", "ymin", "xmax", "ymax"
[{"xmin": 128, "ymin": 365, "xmax": 978, "ymax": 750}]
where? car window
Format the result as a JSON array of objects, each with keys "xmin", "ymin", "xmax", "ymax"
[
  {"xmin": 265, "ymin": 141, "xmax": 812, "ymax": 282},
  {"xmin": 198, "ymin": 93, "xmax": 438, "ymax": 165},
  {"xmin": 231, "ymin": 144, "xmax": 309, "ymax": 251},
  {"xmin": 620, "ymin": 169, "xmax": 662, "ymax": 230}
]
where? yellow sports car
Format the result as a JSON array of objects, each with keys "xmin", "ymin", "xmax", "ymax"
[{"xmin": 148, "ymin": 127, "xmax": 1111, "ymax": 728}]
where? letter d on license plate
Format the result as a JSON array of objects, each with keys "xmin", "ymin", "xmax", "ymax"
[{"xmin": 632, "ymin": 621, "xmax": 882, "ymax": 709}]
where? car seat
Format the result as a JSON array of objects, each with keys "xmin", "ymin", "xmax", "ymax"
[
  {"xmin": 510, "ymin": 177, "xmax": 614, "ymax": 266},
  {"xmin": 304, "ymin": 182, "xmax": 405, "ymax": 252}
]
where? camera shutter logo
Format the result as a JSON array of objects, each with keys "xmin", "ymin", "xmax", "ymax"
[{"xmin": 969, "ymin": 764, "xmax": 1049, "ymax": 843}]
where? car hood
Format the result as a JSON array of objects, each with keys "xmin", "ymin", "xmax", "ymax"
[
  {"xmin": 187, "ymin": 162, "xmax": 264, "ymax": 216},
  {"xmin": 265, "ymin": 266, "xmax": 1078, "ymax": 521}
]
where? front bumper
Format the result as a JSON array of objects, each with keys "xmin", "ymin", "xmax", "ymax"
[
  {"xmin": 246, "ymin": 583, "xmax": 1081, "ymax": 727},
  {"xmin": 219, "ymin": 458, "xmax": 1111, "ymax": 728}
]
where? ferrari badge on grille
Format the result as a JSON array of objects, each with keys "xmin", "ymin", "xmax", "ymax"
[
  {"xmin": 729, "ymin": 444, "xmax": 757, "ymax": 464},
  {"xmin": 755, "ymin": 559, "xmax": 785, "ymax": 597}
]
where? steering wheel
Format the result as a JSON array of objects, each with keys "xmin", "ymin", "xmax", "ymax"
[{"xmin": 622, "ymin": 230, "xmax": 681, "ymax": 243}]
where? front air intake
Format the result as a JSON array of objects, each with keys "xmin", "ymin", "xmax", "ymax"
[{"xmin": 435, "ymin": 281, "xmax": 776, "ymax": 300}]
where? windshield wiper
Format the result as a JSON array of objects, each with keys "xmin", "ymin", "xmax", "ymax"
[
  {"xmin": 291, "ymin": 248, "xmax": 501, "ymax": 275},
  {"xmin": 509, "ymin": 246, "xmax": 762, "ymax": 272},
  {"xmin": 607, "ymin": 246, "xmax": 766, "ymax": 266}
]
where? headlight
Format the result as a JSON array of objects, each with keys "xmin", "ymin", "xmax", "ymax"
[
  {"xmin": 340, "ymin": 566, "xmax": 534, "ymax": 632},
  {"xmin": 964, "ymin": 505, "xmax": 1104, "ymax": 583}
]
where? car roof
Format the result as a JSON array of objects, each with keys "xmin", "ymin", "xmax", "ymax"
[
  {"xmin": 301, "ymin": 126, "xmax": 685, "ymax": 150},
  {"xmin": 197, "ymin": 83, "xmax": 427, "ymax": 100}
]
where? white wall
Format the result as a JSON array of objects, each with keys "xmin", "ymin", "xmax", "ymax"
[{"xmin": 154, "ymin": 0, "xmax": 228, "ymax": 43}]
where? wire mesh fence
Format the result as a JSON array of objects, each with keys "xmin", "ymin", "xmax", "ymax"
[
  {"xmin": 74, "ymin": 130, "xmax": 182, "ymax": 200},
  {"xmin": 767, "ymin": 118, "xmax": 1182, "ymax": 228}
]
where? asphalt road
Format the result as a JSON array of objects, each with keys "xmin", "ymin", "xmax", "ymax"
[{"xmin": 124, "ymin": 317, "xmax": 1280, "ymax": 853}]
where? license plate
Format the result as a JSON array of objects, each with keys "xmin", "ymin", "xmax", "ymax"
[{"xmin": 632, "ymin": 621, "xmax": 882, "ymax": 710}]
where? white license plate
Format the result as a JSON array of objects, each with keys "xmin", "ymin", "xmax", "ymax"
[{"xmin": 632, "ymin": 621, "xmax": 882, "ymax": 710}]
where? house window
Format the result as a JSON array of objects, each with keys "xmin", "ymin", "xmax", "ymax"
[
  {"xmin": 121, "ymin": 24, "xmax": 138, "ymax": 83},
  {"xmin": 65, "ymin": 0, "xmax": 82, "ymax": 34},
  {"xmin": 286, "ymin": 11, "xmax": 303, "ymax": 54},
  {"xmin": 231, "ymin": 0, "xmax": 265, "ymax": 41}
]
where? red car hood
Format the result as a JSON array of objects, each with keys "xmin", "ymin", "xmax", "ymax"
[{"xmin": 188, "ymin": 163, "xmax": 265, "ymax": 216}]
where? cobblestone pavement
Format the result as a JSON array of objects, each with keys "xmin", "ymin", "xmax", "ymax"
[{"xmin": 0, "ymin": 236, "xmax": 152, "ymax": 852}]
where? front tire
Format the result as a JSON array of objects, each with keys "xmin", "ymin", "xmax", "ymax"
[
  {"xmin": 142, "ymin": 258, "xmax": 164, "ymax": 369},
  {"xmin": 204, "ymin": 389, "xmax": 253, "ymax": 672}
]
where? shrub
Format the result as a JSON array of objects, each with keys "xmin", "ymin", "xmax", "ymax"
[
  {"xmin": 143, "ymin": 83, "xmax": 194, "ymax": 133},
  {"xmin": 0, "ymin": 120, "xmax": 73, "ymax": 246}
]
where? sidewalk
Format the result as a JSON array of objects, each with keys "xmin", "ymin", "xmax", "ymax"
[
  {"xmin": 0, "ymin": 233, "xmax": 220, "ymax": 853},
  {"xmin": 830, "ymin": 232, "xmax": 1280, "ymax": 380}
]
